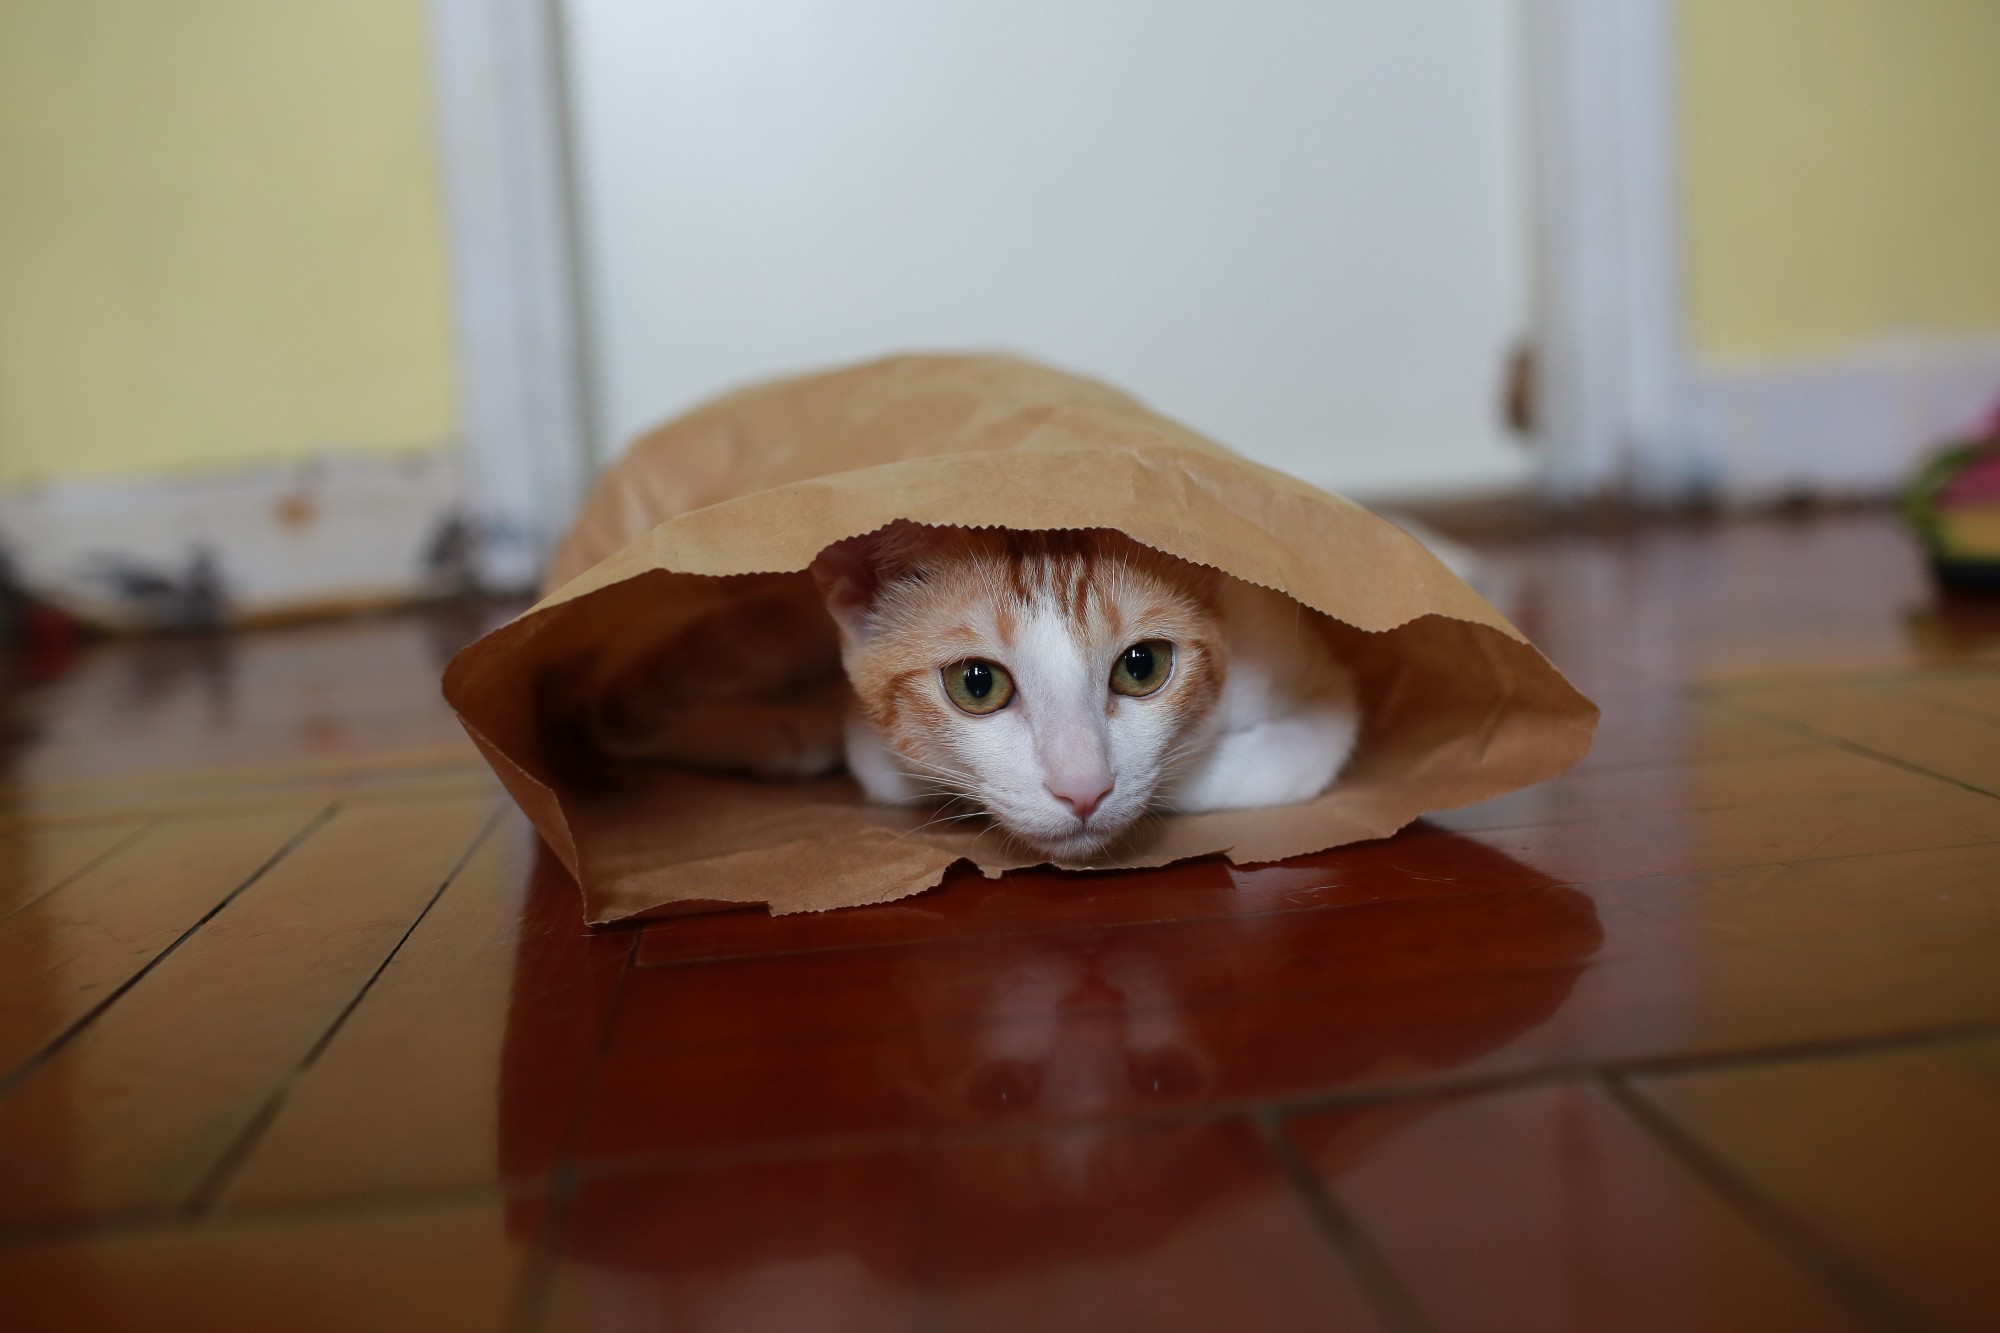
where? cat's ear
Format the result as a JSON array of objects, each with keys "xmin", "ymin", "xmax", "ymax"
[
  {"xmin": 811, "ymin": 525, "xmax": 911, "ymax": 642},
  {"xmin": 810, "ymin": 538, "xmax": 876, "ymax": 641},
  {"xmin": 1187, "ymin": 560, "xmax": 1224, "ymax": 609}
]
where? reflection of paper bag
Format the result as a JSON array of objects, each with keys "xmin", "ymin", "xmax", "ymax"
[{"xmin": 444, "ymin": 354, "xmax": 1596, "ymax": 923}]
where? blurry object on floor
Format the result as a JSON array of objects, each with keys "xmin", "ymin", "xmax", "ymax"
[
  {"xmin": 1902, "ymin": 598, "xmax": 2000, "ymax": 661},
  {"xmin": 421, "ymin": 511, "xmax": 544, "ymax": 601},
  {"xmin": 0, "ymin": 538, "xmax": 89, "ymax": 684},
  {"xmin": 0, "ymin": 541, "xmax": 31, "ymax": 646},
  {"xmin": 80, "ymin": 548, "xmax": 228, "ymax": 633},
  {"xmin": 422, "ymin": 514, "xmax": 482, "ymax": 602},
  {"xmin": 1901, "ymin": 396, "xmax": 2000, "ymax": 594}
]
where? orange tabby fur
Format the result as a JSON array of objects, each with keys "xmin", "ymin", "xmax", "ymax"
[{"xmin": 821, "ymin": 526, "xmax": 1224, "ymax": 769}]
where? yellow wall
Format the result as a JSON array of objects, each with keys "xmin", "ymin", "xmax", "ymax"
[
  {"xmin": 0, "ymin": 1, "xmax": 458, "ymax": 487},
  {"xmin": 1682, "ymin": 0, "xmax": 2000, "ymax": 366}
]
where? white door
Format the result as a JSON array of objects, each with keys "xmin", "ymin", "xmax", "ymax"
[{"xmin": 561, "ymin": 0, "xmax": 1532, "ymax": 500}]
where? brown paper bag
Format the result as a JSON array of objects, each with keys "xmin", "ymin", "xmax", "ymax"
[{"xmin": 443, "ymin": 354, "xmax": 1595, "ymax": 923}]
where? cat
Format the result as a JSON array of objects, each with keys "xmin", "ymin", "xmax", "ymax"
[
  {"xmin": 581, "ymin": 523, "xmax": 1360, "ymax": 860},
  {"xmin": 811, "ymin": 523, "xmax": 1360, "ymax": 860}
]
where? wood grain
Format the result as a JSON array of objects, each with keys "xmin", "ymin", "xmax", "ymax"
[
  {"xmin": 0, "ymin": 820, "xmax": 150, "ymax": 920},
  {"xmin": 222, "ymin": 816, "xmax": 627, "ymax": 1207},
  {"xmin": 0, "ymin": 797, "xmax": 494, "ymax": 1228},
  {"xmin": 1286, "ymin": 1082, "xmax": 1866, "ymax": 1333},
  {"xmin": 0, "ymin": 808, "xmax": 324, "ymax": 1082},
  {"xmin": 1633, "ymin": 1043, "xmax": 2000, "ymax": 1333}
]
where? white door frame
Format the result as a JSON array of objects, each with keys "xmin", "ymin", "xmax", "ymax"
[
  {"xmin": 425, "ymin": 0, "xmax": 596, "ymax": 589},
  {"xmin": 1522, "ymin": 0, "xmax": 1699, "ymax": 505}
]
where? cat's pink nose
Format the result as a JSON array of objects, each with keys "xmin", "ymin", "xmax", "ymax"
[{"xmin": 1049, "ymin": 779, "xmax": 1112, "ymax": 821}]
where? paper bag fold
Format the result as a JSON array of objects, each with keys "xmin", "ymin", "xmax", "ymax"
[{"xmin": 443, "ymin": 354, "xmax": 1596, "ymax": 922}]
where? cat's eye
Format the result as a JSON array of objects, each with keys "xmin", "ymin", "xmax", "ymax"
[
  {"xmin": 1110, "ymin": 640, "xmax": 1174, "ymax": 697},
  {"xmin": 943, "ymin": 659, "xmax": 1014, "ymax": 715}
]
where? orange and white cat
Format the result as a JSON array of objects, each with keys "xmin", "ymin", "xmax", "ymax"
[
  {"xmin": 584, "ymin": 523, "xmax": 1359, "ymax": 860},
  {"xmin": 811, "ymin": 523, "xmax": 1359, "ymax": 860}
]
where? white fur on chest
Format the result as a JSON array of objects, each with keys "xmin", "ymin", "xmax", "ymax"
[{"xmin": 1157, "ymin": 580, "xmax": 1359, "ymax": 813}]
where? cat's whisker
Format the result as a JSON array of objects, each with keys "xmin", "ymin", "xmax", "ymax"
[
  {"xmin": 1155, "ymin": 742, "xmax": 1210, "ymax": 782},
  {"xmin": 989, "ymin": 824, "xmax": 1035, "ymax": 862},
  {"xmin": 916, "ymin": 804, "xmax": 992, "ymax": 824},
  {"xmin": 913, "ymin": 788, "xmax": 982, "ymax": 807},
  {"xmin": 904, "ymin": 772, "xmax": 980, "ymax": 792},
  {"xmin": 1110, "ymin": 807, "xmax": 1165, "ymax": 856},
  {"xmin": 881, "ymin": 781, "xmax": 991, "ymax": 841},
  {"xmin": 892, "ymin": 761, "xmax": 979, "ymax": 789},
  {"xmin": 891, "ymin": 756, "xmax": 984, "ymax": 794},
  {"xmin": 905, "ymin": 804, "xmax": 996, "ymax": 839},
  {"xmin": 891, "ymin": 752, "xmax": 963, "ymax": 775},
  {"xmin": 904, "ymin": 800, "xmax": 982, "ymax": 825}
]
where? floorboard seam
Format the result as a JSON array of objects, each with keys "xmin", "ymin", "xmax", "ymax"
[
  {"xmin": 294, "ymin": 804, "xmax": 509, "ymax": 1072},
  {"xmin": 1899, "ymin": 693, "xmax": 2000, "ymax": 730},
  {"xmin": 0, "ymin": 820, "xmax": 157, "ymax": 929},
  {"xmin": 0, "ymin": 1183, "xmax": 536, "ymax": 1250},
  {"xmin": 1254, "ymin": 1109, "xmax": 1434, "ymax": 1333},
  {"xmin": 5, "ymin": 1024, "xmax": 1996, "ymax": 1253},
  {"xmin": 0, "ymin": 802, "xmax": 340, "ymax": 1100},
  {"xmin": 181, "ymin": 805, "xmax": 509, "ymax": 1218},
  {"xmin": 1691, "ymin": 660, "xmax": 2000, "ymax": 696},
  {"xmin": 1705, "ymin": 697, "xmax": 2000, "ymax": 801},
  {"xmin": 549, "ymin": 1019, "xmax": 2000, "ymax": 1184},
  {"xmin": 504, "ymin": 929, "xmax": 643, "ymax": 1333},
  {"xmin": 1600, "ymin": 1072, "xmax": 1931, "ymax": 1333}
]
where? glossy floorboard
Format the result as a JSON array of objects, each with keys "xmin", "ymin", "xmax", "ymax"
[{"xmin": 0, "ymin": 511, "xmax": 1996, "ymax": 1331}]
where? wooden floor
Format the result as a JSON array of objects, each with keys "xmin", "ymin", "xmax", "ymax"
[{"xmin": 2, "ymin": 508, "xmax": 1997, "ymax": 1332}]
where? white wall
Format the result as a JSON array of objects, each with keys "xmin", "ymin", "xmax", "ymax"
[{"xmin": 562, "ymin": 0, "xmax": 1532, "ymax": 499}]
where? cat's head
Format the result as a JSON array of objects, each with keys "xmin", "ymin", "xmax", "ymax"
[{"xmin": 812, "ymin": 523, "xmax": 1225, "ymax": 860}]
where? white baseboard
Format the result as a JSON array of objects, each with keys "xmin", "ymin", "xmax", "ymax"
[
  {"xmin": 0, "ymin": 450, "xmax": 470, "ymax": 625},
  {"xmin": 1689, "ymin": 336, "xmax": 2000, "ymax": 501}
]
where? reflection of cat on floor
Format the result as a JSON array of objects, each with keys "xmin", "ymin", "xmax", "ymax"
[
  {"xmin": 583, "ymin": 524, "xmax": 1360, "ymax": 860},
  {"xmin": 880, "ymin": 932, "xmax": 1212, "ymax": 1194},
  {"xmin": 493, "ymin": 845, "xmax": 1606, "ymax": 1302}
]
